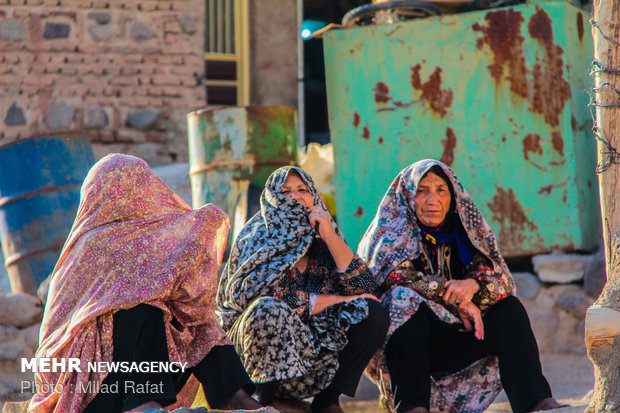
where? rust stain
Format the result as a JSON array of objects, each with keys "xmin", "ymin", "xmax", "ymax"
[
  {"xmin": 374, "ymin": 82, "xmax": 391, "ymax": 103},
  {"xmin": 551, "ymin": 131, "xmax": 564, "ymax": 156},
  {"xmin": 571, "ymin": 115, "xmax": 578, "ymax": 131},
  {"xmin": 378, "ymin": 136, "xmax": 384, "ymax": 144},
  {"xmin": 528, "ymin": 7, "xmax": 572, "ymax": 127},
  {"xmin": 522, "ymin": 133, "xmax": 543, "ymax": 160},
  {"xmin": 502, "ymin": 135, "xmax": 507, "ymax": 142},
  {"xmin": 487, "ymin": 187, "xmax": 541, "ymax": 253},
  {"xmin": 577, "ymin": 12, "xmax": 584, "ymax": 42},
  {"xmin": 473, "ymin": 9, "xmax": 528, "ymax": 98},
  {"xmin": 354, "ymin": 206, "xmax": 364, "ymax": 217},
  {"xmin": 537, "ymin": 177, "xmax": 569, "ymax": 195},
  {"xmin": 362, "ymin": 126, "xmax": 370, "ymax": 139},
  {"xmin": 410, "ymin": 64, "xmax": 453, "ymax": 117},
  {"xmin": 439, "ymin": 127, "xmax": 457, "ymax": 166},
  {"xmin": 353, "ymin": 112, "xmax": 360, "ymax": 128}
]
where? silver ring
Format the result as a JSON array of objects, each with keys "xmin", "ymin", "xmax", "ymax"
[{"xmin": 455, "ymin": 300, "xmax": 461, "ymax": 306}]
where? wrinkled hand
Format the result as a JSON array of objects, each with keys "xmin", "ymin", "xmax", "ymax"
[
  {"xmin": 307, "ymin": 206, "xmax": 336, "ymax": 239},
  {"xmin": 443, "ymin": 279, "xmax": 480, "ymax": 307},
  {"xmin": 457, "ymin": 301, "xmax": 484, "ymax": 340}
]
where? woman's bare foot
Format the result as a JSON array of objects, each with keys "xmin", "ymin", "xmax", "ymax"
[
  {"xmin": 401, "ymin": 408, "xmax": 430, "ymax": 413},
  {"xmin": 123, "ymin": 400, "xmax": 163, "ymax": 412},
  {"xmin": 219, "ymin": 388, "xmax": 263, "ymax": 411},
  {"xmin": 529, "ymin": 397, "xmax": 569, "ymax": 412}
]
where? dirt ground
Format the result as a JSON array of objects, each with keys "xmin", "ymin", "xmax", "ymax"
[
  {"xmin": 1, "ymin": 352, "xmax": 595, "ymax": 413},
  {"xmin": 339, "ymin": 352, "xmax": 595, "ymax": 413}
]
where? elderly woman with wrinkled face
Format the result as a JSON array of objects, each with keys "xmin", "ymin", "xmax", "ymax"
[
  {"xmin": 216, "ymin": 166, "xmax": 389, "ymax": 413},
  {"xmin": 359, "ymin": 160, "xmax": 564, "ymax": 413}
]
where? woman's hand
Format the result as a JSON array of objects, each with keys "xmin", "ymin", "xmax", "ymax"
[
  {"xmin": 307, "ymin": 206, "xmax": 337, "ymax": 239},
  {"xmin": 307, "ymin": 206, "xmax": 354, "ymax": 271},
  {"xmin": 311, "ymin": 293, "xmax": 380, "ymax": 315},
  {"xmin": 443, "ymin": 279, "xmax": 480, "ymax": 307},
  {"xmin": 457, "ymin": 301, "xmax": 484, "ymax": 340}
]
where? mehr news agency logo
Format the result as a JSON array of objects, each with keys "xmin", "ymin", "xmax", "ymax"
[{"xmin": 20, "ymin": 357, "xmax": 188, "ymax": 394}]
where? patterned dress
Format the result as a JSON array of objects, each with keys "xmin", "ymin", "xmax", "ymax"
[
  {"xmin": 358, "ymin": 159, "xmax": 515, "ymax": 413},
  {"xmin": 217, "ymin": 166, "xmax": 376, "ymax": 399}
]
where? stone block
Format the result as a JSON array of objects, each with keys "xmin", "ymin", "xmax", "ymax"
[
  {"xmin": 87, "ymin": 11, "xmax": 111, "ymax": 24},
  {"xmin": 85, "ymin": 107, "xmax": 109, "ymax": 128},
  {"xmin": 45, "ymin": 101, "xmax": 76, "ymax": 129},
  {"xmin": 0, "ymin": 19, "xmax": 27, "ymax": 41},
  {"xmin": 0, "ymin": 326, "xmax": 19, "ymax": 344},
  {"xmin": 583, "ymin": 247, "xmax": 606, "ymax": 298},
  {"xmin": 513, "ymin": 272, "xmax": 541, "ymax": 300},
  {"xmin": 43, "ymin": 22, "xmax": 70, "ymax": 39},
  {"xmin": 0, "ymin": 293, "xmax": 43, "ymax": 328},
  {"xmin": 528, "ymin": 309, "xmax": 560, "ymax": 341},
  {"xmin": 152, "ymin": 163, "xmax": 191, "ymax": 206},
  {"xmin": 1, "ymin": 401, "xmax": 30, "ymax": 413},
  {"xmin": 88, "ymin": 24, "xmax": 116, "ymax": 42},
  {"xmin": 4, "ymin": 103, "xmax": 26, "ymax": 126},
  {"xmin": 130, "ymin": 21, "xmax": 156, "ymax": 42},
  {"xmin": 126, "ymin": 109, "xmax": 157, "ymax": 130},
  {"xmin": 22, "ymin": 324, "xmax": 40, "ymax": 351},
  {"xmin": 0, "ymin": 344, "xmax": 23, "ymax": 360},
  {"xmin": 532, "ymin": 252, "xmax": 592, "ymax": 283},
  {"xmin": 557, "ymin": 294, "xmax": 589, "ymax": 319},
  {"xmin": 178, "ymin": 14, "xmax": 197, "ymax": 34}
]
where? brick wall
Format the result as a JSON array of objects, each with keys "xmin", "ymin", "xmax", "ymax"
[{"xmin": 0, "ymin": 0, "xmax": 205, "ymax": 165}]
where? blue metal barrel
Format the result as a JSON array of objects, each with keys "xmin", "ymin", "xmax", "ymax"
[{"xmin": 0, "ymin": 135, "xmax": 95, "ymax": 294}]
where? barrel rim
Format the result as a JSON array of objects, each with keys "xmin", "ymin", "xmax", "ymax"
[
  {"xmin": 187, "ymin": 105, "xmax": 297, "ymax": 118},
  {"xmin": 0, "ymin": 131, "xmax": 89, "ymax": 150}
]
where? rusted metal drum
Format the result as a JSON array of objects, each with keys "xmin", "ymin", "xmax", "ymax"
[
  {"xmin": 0, "ymin": 134, "xmax": 95, "ymax": 294},
  {"xmin": 187, "ymin": 106, "xmax": 298, "ymax": 239}
]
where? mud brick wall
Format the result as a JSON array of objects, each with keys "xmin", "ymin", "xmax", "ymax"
[{"xmin": 0, "ymin": 0, "xmax": 204, "ymax": 165}]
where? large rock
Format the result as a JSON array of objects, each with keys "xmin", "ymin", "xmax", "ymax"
[
  {"xmin": 532, "ymin": 252, "xmax": 593, "ymax": 283},
  {"xmin": 1, "ymin": 401, "xmax": 29, "ymax": 413},
  {"xmin": 583, "ymin": 247, "xmax": 606, "ymax": 298},
  {"xmin": 0, "ymin": 344, "xmax": 23, "ymax": 360},
  {"xmin": 0, "ymin": 294, "xmax": 43, "ymax": 328},
  {"xmin": 36, "ymin": 275, "xmax": 52, "ymax": 306},
  {"xmin": 513, "ymin": 272, "xmax": 541, "ymax": 300},
  {"xmin": 0, "ymin": 326, "xmax": 19, "ymax": 344}
]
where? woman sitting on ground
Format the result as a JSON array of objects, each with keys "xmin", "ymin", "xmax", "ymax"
[
  {"xmin": 30, "ymin": 154, "xmax": 263, "ymax": 413},
  {"xmin": 217, "ymin": 166, "xmax": 389, "ymax": 413},
  {"xmin": 358, "ymin": 159, "xmax": 565, "ymax": 413}
]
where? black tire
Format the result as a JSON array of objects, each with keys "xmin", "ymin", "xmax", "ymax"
[{"xmin": 342, "ymin": 0, "xmax": 442, "ymax": 27}]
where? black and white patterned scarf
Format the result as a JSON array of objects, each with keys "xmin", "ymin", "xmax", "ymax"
[{"xmin": 216, "ymin": 166, "xmax": 340, "ymax": 330}]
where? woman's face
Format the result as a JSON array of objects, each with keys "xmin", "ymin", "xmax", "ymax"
[
  {"xmin": 281, "ymin": 173, "xmax": 314, "ymax": 208},
  {"xmin": 414, "ymin": 172, "xmax": 452, "ymax": 227}
]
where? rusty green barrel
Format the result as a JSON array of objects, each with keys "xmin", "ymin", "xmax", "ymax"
[
  {"xmin": 0, "ymin": 135, "xmax": 95, "ymax": 294},
  {"xmin": 323, "ymin": 0, "xmax": 600, "ymax": 256},
  {"xmin": 187, "ymin": 106, "xmax": 298, "ymax": 238}
]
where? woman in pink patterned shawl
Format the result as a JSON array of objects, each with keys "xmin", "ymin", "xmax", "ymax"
[
  {"xmin": 358, "ymin": 159, "xmax": 564, "ymax": 413},
  {"xmin": 30, "ymin": 154, "xmax": 262, "ymax": 413}
]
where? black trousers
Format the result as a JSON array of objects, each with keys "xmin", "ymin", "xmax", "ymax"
[
  {"xmin": 84, "ymin": 304, "xmax": 254, "ymax": 413},
  {"xmin": 312, "ymin": 299, "xmax": 389, "ymax": 408},
  {"xmin": 385, "ymin": 296, "xmax": 551, "ymax": 413}
]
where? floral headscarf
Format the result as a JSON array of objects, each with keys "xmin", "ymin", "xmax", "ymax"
[
  {"xmin": 31, "ymin": 154, "xmax": 230, "ymax": 413},
  {"xmin": 358, "ymin": 159, "xmax": 512, "ymax": 286},
  {"xmin": 216, "ymin": 166, "xmax": 339, "ymax": 330}
]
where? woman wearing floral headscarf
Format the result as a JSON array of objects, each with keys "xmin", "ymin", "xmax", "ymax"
[
  {"xmin": 358, "ymin": 159, "xmax": 563, "ymax": 413},
  {"xmin": 31, "ymin": 154, "xmax": 263, "ymax": 413},
  {"xmin": 217, "ymin": 166, "xmax": 389, "ymax": 413}
]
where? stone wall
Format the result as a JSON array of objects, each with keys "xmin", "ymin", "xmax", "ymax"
[{"xmin": 0, "ymin": 0, "xmax": 205, "ymax": 166}]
